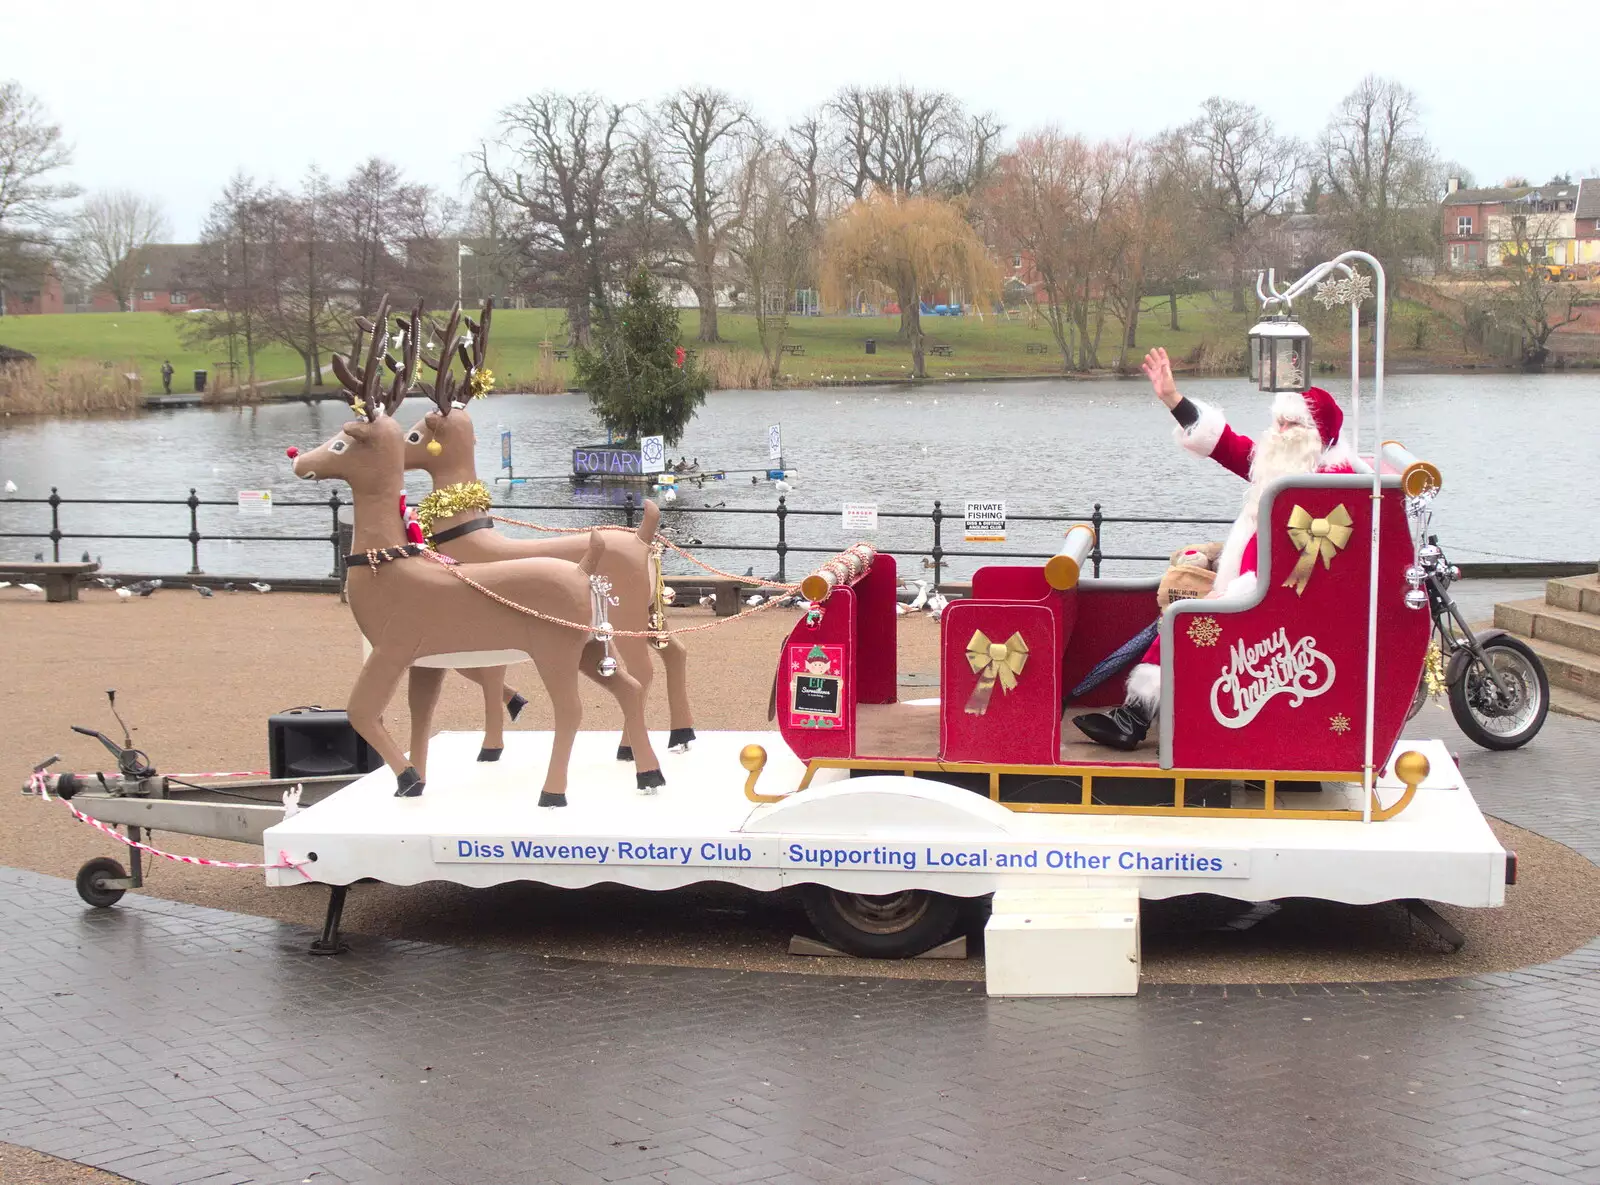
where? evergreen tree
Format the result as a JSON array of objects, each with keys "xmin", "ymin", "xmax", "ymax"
[{"xmin": 575, "ymin": 266, "xmax": 709, "ymax": 446}]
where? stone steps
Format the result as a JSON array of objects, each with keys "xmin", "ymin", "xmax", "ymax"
[{"xmin": 1491, "ymin": 573, "xmax": 1600, "ymax": 721}]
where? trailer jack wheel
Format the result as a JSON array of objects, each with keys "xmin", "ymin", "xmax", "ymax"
[
  {"xmin": 75, "ymin": 857, "xmax": 129, "ymax": 908},
  {"xmin": 799, "ymin": 885, "xmax": 961, "ymax": 959}
]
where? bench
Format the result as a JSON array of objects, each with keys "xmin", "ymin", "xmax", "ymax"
[
  {"xmin": 663, "ymin": 576, "xmax": 743, "ymax": 618},
  {"xmin": 553, "ymin": 348, "xmax": 569, "ymax": 361},
  {"xmin": 781, "ymin": 344, "xmax": 805, "ymax": 356},
  {"xmin": 929, "ymin": 344, "xmax": 953, "ymax": 357},
  {"xmin": 1025, "ymin": 342, "xmax": 1049, "ymax": 355},
  {"xmin": 0, "ymin": 561, "xmax": 99, "ymax": 603}
]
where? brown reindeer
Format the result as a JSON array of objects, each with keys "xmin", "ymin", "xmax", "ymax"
[
  {"xmin": 403, "ymin": 298, "xmax": 696, "ymax": 761},
  {"xmin": 290, "ymin": 296, "xmax": 664, "ymax": 805}
]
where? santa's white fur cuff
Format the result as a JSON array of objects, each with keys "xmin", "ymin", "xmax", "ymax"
[
  {"xmin": 1174, "ymin": 399, "xmax": 1225, "ymax": 457},
  {"xmin": 1126, "ymin": 662, "xmax": 1161, "ymax": 713}
]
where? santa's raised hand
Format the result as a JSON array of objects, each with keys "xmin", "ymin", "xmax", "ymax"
[{"xmin": 1142, "ymin": 347, "xmax": 1180, "ymax": 409}]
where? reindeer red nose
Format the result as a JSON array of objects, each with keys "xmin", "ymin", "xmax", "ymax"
[{"xmin": 285, "ymin": 447, "xmax": 299, "ymax": 459}]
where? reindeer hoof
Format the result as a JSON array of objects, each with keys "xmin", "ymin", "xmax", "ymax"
[
  {"xmin": 668, "ymin": 727, "xmax": 696, "ymax": 753},
  {"xmin": 636, "ymin": 768, "xmax": 666, "ymax": 795},
  {"xmin": 538, "ymin": 791, "xmax": 567, "ymax": 808},
  {"xmin": 616, "ymin": 744, "xmax": 633, "ymax": 762},
  {"xmin": 395, "ymin": 767, "xmax": 424, "ymax": 798},
  {"xmin": 477, "ymin": 747, "xmax": 503, "ymax": 763},
  {"xmin": 507, "ymin": 692, "xmax": 528, "ymax": 721}
]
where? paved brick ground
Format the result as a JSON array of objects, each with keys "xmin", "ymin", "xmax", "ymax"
[{"xmin": 1, "ymin": 712, "xmax": 1597, "ymax": 1185}]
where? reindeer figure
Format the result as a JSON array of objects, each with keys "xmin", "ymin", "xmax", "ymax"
[
  {"xmin": 291, "ymin": 296, "xmax": 664, "ymax": 805},
  {"xmin": 403, "ymin": 298, "xmax": 696, "ymax": 761}
]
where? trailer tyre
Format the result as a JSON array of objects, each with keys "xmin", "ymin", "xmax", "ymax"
[
  {"xmin": 799, "ymin": 885, "xmax": 961, "ymax": 958},
  {"xmin": 75, "ymin": 857, "xmax": 127, "ymax": 908}
]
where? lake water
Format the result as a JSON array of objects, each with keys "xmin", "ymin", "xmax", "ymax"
[{"xmin": 0, "ymin": 373, "xmax": 1595, "ymax": 582}]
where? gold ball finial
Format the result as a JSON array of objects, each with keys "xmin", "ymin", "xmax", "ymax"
[
  {"xmin": 426, "ymin": 439, "xmax": 443, "ymax": 457},
  {"xmin": 1393, "ymin": 749, "xmax": 1431, "ymax": 789},
  {"xmin": 739, "ymin": 744, "xmax": 768, "ymax": 773}
]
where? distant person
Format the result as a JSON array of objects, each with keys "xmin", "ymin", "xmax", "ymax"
[{"xmin": 160, "ymin": 360, "xmax": 174, "ymax": 395}]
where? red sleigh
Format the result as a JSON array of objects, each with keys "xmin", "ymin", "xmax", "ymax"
[{"xmin": 763, "ymin": 459, "xmax": 1438, "ymax": 821}]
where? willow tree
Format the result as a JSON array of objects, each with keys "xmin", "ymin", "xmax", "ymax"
[{"xmin": 820, "ymin": 194, "xmax": 997, "ymax": 377}]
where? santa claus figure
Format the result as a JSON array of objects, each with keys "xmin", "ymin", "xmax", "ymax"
[{"xmin": 1073, "ymin": 346, "xmax": 1365, "ymax": 751}]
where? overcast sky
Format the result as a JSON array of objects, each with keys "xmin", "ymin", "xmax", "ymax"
[{"xmin": 5, "ymin": 0, "xmax": 1591, "ymax": 240}]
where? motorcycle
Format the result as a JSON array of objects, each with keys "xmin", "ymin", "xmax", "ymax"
[{"xmin": 1408, "ymin": 533, "xmax": 1549, "ymax": 750}]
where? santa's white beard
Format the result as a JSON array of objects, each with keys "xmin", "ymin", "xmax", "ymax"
[
  {"xmin": 1245, "ymin": 423, "xmax": 1323, "ymax": 514},
  {"xmin": 1210, "ymin": 422, "xmax": 1325, "ymax": 595}
]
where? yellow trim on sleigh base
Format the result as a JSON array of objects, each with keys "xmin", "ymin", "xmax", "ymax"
[{"xmin": 739, "ymin": 746, "xmax": 1426, "ymax": 822}]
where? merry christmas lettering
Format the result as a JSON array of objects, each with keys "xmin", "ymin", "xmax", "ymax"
[{"xmin": 1209, "ymin": 626, "xmax": 1336, "ymax": 729}]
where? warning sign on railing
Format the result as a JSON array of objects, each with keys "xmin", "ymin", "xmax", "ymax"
[
  {"xmin": 238, "ymin": 490, "xmax": 273, "ymax": 516},
  {"xmin": 841, "ymin": 502, "xmax": 878, "ymax": 531},
  {"xmin": 964, "ymin": 500, "xmax": 1005, "ymax": 542}
]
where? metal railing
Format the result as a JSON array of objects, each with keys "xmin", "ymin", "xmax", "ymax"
[{"xmin": 0, "ymin": 487, "xmax": 1235, "ymax": 586}]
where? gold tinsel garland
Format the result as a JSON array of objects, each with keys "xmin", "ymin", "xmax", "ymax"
[
  {"xmin": 416, "ymin": 480, "xmax": 492, "ymax": 540},
  {"xmin": 469, "ymin": 367, "xmax": 495, "ymax": 398},
  {"xmin": 1423, "ymin": 640, "xmax": 1446, "ymax": 698}
]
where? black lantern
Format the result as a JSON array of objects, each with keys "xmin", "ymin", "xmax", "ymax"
[{"xmin": 1246, "ymin": 315, "xmax": 1312, "ymax": 393}]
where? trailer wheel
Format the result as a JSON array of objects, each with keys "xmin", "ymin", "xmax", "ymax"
[
  {"xmin": 799, "ymin": 885, "xmax": 961, "ymax": 958},
  {"xmin": 75, "ymin": 857, "xmax": 128, "ymax": 908}
]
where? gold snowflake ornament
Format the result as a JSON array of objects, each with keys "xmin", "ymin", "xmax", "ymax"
[
  {"xmin": 1329, "ymin": 713, "xmax": 1352, "ymax": 735},
  {"xmin": 1186, "ymin": 616, "xmax": 1222, "ymax": 647}
]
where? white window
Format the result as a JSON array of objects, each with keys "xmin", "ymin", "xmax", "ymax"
[
  {"xmin": 1450, "ymin": 244, "xmax": 1465, "ymax": 267},
  {"xmin": 170, "ymin": 291, "xmax": 186, "ymax": 305},
  {"xmin": 141, "ymin": 290, "xmax": 155, "ymax": 302},
  {"xmin": 1456, "ymin": 216, "xmax": 1473, "ymax": 236},
  {"xmin": 1011, "ymin": 253, "xmax": 1022, "ymax": 269}
]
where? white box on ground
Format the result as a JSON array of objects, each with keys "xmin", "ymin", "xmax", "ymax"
[{"xmin": 984, "ymin": 886, "xmax": 1140, "ymax": 997}]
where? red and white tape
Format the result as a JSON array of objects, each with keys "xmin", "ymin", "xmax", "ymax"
[{"xmin": 29, "ymin": 772, "xmax": 311, "ymax": 879}]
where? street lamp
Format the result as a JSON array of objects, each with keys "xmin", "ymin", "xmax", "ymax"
[{"xmin": 1245, "ymin": 313, "xmax": 1312, "ymax": 393}]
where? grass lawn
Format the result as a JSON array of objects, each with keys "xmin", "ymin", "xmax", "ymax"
[
  {"xmin": 0, "ymin": 293, "xmax": 1463, "ymax": 397},
  {"xmin": 466, "ymin": 295, "xmax": 1246, "ymax": 388}
]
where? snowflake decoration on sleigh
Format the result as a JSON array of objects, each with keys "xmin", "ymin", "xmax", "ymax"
[{"xmin": 1186, "ymin": 616, "xmax": 1222, "ymax": 647}]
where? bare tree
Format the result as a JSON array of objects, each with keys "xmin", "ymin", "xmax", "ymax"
[
  {"xmin": 1318, "ymin": 76, "xmax": 1440, "ymax": 282},
  {"xmin": 730, "ymin": 147, "xmax": 816, "ymax": 380},
  {"xmin": 1182, "ymin": 97, "xmax": 1302, "ymax": 311},
  {"xmin": 984, "ymin": 131, "xmax": 1135, "ymax": 371},
  {"xmin": 181, "ymin": 175, "xmax": 273, "ymax": 386},
  {"xmin": 825, "ymin": 85, "xmax": 980, "ymax": 200},
  {"xmin": 475, "ymin": 91, "xmax": 628, "ymax": 346},
  {"xmin": 643, "ymin": 87, "xmax": 757, "ymax": 342},
  {"xmin": 70, "ymin": 189, "xmax": 169, "ymax": 311},
  {"xmin": 0, "ymin": 81, "xmax": 78, "ymax": 316},
  {"xmin": 1468, "ymin": 269, "xmax": 1580, "ymax": 370},
  {"xmin": 330, "ymin": 157, "xmax": 437, "ymax": 311}
]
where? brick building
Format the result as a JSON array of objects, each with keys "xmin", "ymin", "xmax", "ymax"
[{"xmin": 89, "ymin": 244, "xmax": 206, "ymax": 312}]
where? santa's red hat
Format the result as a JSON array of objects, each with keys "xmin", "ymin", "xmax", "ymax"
[{"xmin": 1271, "ymin": 387, "xmax": 1343, "ymax": 450}]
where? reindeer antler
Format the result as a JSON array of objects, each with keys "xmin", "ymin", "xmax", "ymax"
[
  {"xmin": 420, "ymin": 301, "xmax": 465, "ymax": 415},
  {"xmin": 381, "ymin": 300, "xmax": 423, "ymax": 416},
  {"xmin": 329, "ymin": 294, "xmax": 392, "ymax": 421},
  {"xmin": 461, "ymin": 297, "xmax": 495, "ymax": 399}
]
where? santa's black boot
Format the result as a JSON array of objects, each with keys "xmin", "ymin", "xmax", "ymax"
[{"xmin": 1073, "ymin": 702, "xmax": 1153, "ymax": 751}]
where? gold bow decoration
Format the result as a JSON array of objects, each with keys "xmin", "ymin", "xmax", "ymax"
[
  {"xmin": 964, "ymin": 629, "xmax": 1029, "ymax": 715},
  {"xmin": 1282, "ymin": 503, "xmax": 1353, "ymax": 595}
]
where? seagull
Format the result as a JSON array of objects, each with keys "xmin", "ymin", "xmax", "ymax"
[
  {"xmin": 250, "ymin": 582, "xmax": 271, "ymax": 593},
  {"xmin": 927, "ymin": 592, "xmax": 949, "ymax": 620},
  {"xmin": 745, "ymin": 594, "xmax": 764, "ymax": 607},
  {"xmin": 895, "ymin": 603, "xmax": 909, "ymax": 616},
  {"xmin": 662, "ymin": 486, "xmax": 677, "ymax": 503},
  {"xmin": 116, "ymin": 588, "xmax": 132, "ymax": 601},
  {"xmin": 3, "ymin": 480, "xmax": 15, "ymax": 494},
  {"xmin": 742, "ymin": 566, "xmax": 754, "ymax": 578},
  {"xmin": 94, "ymin": 577, "xmax": 117, "ymax": 589},
  {"xmin": 221, "ymin": 582, "xmax": 235, "ymax": 592},
  {"xmin": 125, "ymin": 580, "xmax": 156, "ymax": 597},
  {"xmin": 19, "ymin": 582, "xmax": 43, "ymax": 595},
  {"xmin": 194, "ymin": 585, "xmax": 214, "ymax": 598},
  {"xmin": 774, "ymin": 479, "xmax": 793, "ymax": 493},
  {"xmin": 908, "ymin": 580, "xmax": 931, "ymax": 610}
]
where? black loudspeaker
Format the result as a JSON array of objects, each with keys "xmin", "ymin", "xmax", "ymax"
[{"xmin": 268, "ymin": 707, "xmax": 379, "ymax": 779}]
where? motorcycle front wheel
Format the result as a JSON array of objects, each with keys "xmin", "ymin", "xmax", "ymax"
[{"xmin": 1449, "ymin": 635, "xmax": 1550, "ymax": 750}]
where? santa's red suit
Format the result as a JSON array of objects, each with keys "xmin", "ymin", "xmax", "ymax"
[{"xmin": 1120, "ymin": 385, "xmax": 1365, "ymax": 714}]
